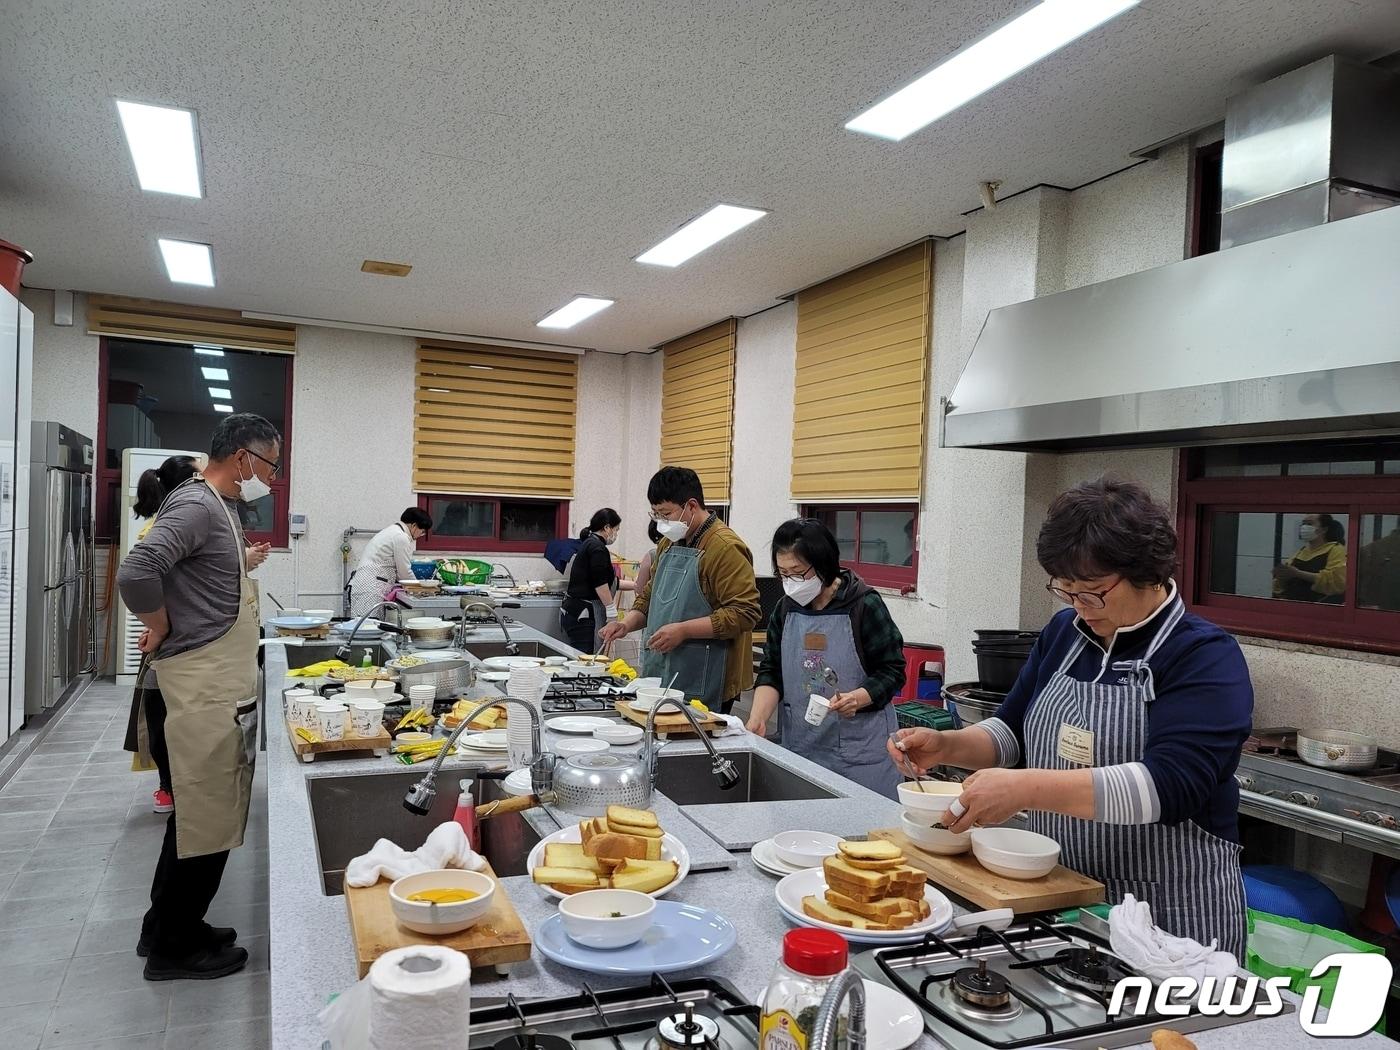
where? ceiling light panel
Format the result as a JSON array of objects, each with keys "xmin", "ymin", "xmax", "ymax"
[
  {"xmin": 115, "ymin": 100, "xmax": 203, "ymax": 197},
  {"xmin": 193, "ymin": 346, "xmax": 224, "ymax": 356},
  {"xmin": 635, "ymin": 204, "xmax": 768, "ymax": 267},
  {"xmin": 208, "ymin": 387, "xmax": 232, "ymax": 399},
  {"xmin": 158, "ymin": 238, "xmax": 214, "ymax": 286},
  {"xmin": 537, "ymin": 296, "xmax": 615, "ymax": 329},
  {"xmin": 845, "ymin": 0, "xmax": 1141, "ymax": 142},
  {"xmin": 213, "ymin": 404, "xmax": 234, "ymax": 413},
  {"xmin": 201, "ymin": 367, "xmax": 229, "ymax": 381}
]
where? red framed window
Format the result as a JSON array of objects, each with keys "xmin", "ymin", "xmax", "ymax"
[
  {"xmin": 803, "ymin": 503, "xmax": 917, "ymax": 590},
  {"xmin": 1178, "ymin": 438, "xmax": 1400, "ymax": 654},
  {"xmin": 415, "ymin": 495, "xmax": 569, "ymax": 555},
  {"xmin": 97, "ymin": 337, "xmax": 293, "ymax": 547}
]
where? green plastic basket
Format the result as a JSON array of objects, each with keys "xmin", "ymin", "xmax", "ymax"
[
  {"xmin": 1245, "ymin": 909, "xmax": 1387, "ymax": 1033},
  {"xmin": 896, "ymin": 702, "xmax": 956, "ymax": 731},
  {"xmin": 435, "ymin": 558, "xmax": 493, "ymax": 586}
]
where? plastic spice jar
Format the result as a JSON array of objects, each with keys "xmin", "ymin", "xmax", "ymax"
[{"xmin": 759, "ymin": 928, "xmax": 850, "ymax": 1050}]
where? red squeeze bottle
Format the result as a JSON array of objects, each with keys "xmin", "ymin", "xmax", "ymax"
[{"xmin": 453, "ymin": 779, "xmax": 478, "ymax": 850}]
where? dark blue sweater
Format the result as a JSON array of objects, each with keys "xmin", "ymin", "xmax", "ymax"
[{"xmin": 994, "ymin": 599, "xmax": 1254, "ymax": 842}]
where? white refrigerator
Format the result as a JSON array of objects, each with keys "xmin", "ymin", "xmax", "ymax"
[{"xmin": 0, "ymin": 285, "xmax": 34, "ymax": 743}]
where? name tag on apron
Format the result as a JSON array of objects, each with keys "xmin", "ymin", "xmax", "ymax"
[
  {"xmin": 804, "ymin": 633, "xmax": 827, "ymax": 651},
  {"xmin": 1057, "ymin": 723, "xmax": 1094, "ymax": 766}
]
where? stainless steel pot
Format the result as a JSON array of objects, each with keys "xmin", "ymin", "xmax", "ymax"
[
  {"xmin": 389, "ymin": 650, "xmax": 474, "ymax": 700},
  {"xmin": 548, "ymin": 752, "xmax": 652, "ymax": 816},
  {"xmin": 1297, "ymin": 728, "xmax": 1379, "ymax": 771},
  {"xmin": 942, "ymin": 682, "xmax": 1004, "ymax": 726},
  {"xmin": 404, "ymin": 624, "xmax": 455, "ymax": 649}
]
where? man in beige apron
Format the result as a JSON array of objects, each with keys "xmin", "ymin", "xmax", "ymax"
[{"xmin": 117, "ymin": 412, "xmax": 280, "ymax": 982}]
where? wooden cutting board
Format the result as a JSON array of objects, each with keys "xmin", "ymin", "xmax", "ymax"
[
  {"xmin": 614, "ymin": 701, "xmax": 723, "ymax": 735},
  {"xmin": 285, "ymin": 717, "xmax": 392, "ymax": 762},
  {"xmin": 343, "ymin": 863, "xmax": 531, "ymax": 978},
  {"xmin": 871, "ymin": 828, "xmax": 1104, "ymax": 914}
]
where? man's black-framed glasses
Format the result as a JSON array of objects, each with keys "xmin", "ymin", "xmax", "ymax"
[{"xmin": 244, "ymin": 447, "xmax": 282, "ymax": 480}]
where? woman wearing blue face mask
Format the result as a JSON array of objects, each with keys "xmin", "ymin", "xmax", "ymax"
[{"xmin": 746, "ymin": 518, "xmax": 907, "ymax": 798}]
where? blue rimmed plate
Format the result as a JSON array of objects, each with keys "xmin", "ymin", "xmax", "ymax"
[{"xmin": 534, "ymin": 900, "xmax": 736, "ymax": 975}]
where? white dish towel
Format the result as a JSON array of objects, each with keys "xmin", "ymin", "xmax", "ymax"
[
  {"xmin": 713, "ymin": 713, "xmax": 748, "ymax": 737},
  {"xmin": 344, "ymin": 821, "xmax": 487, "ymax": 887},
  {"xmin": 1109, "ymin": 893, "xmax": 1238, "ymax": 981}
]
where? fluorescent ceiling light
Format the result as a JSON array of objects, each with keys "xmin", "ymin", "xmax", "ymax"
[
  {"xmin": 115, "ymin": 100, "xmax": 203, "ymax": 197},
  {"xmin": 158, "ymin": 238, "xmax": 214, "ymax": 286},
  {"xmin": 201, "ymin": 366, "xmax": 229, "ymax": 381},
  {"xmin": 537, "ymin": 296, "xmax": 615, "ymax": 329},
  {"xmin": 845, "ymin": 0, "xmax": 1141, "ymax": 141},
  {"xmin": 635, "ymin": 205, "xmax": 767, "ymax": 267},
  {"xmin": 208, "ymin": 387, "xmax": 232, "ymax": 399},
  {"xmin": 193, "ymin": 346, "xmax": 224, "ymax": 356},
  {"xmin": 213, "ymin": 404, "xmax": 234, "ymax": 413}
]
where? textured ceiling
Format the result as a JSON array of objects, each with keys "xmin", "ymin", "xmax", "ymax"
[{"xmin": 3, "ymin": 0, "xmax": 1399, "ymax": 354}]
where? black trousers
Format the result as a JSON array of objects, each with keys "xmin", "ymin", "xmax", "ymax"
[
  {"xmin": 145, "ymin": 688, "xmax": 172, "ymax": 794},
  {"xmin": 142, "ymin": 813, "xmax": 230, "ymax": 957}
]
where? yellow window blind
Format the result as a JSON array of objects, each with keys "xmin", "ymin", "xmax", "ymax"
[
  {"xmin": 86, "ymin": 294, "xmax": 296, "ymax": 353},
  {"xmin": 790, "ymin": 242, "xmax": 932, "ymax": 501},
  {"xmin": 660, "ymin": 318, "xmax": 737, "ymax": 504},
  {"xmin": 414, "ymin": 340, "xmax": 578, "ymax": 498}
]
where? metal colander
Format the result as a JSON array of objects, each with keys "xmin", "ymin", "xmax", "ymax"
[{"xmin": 548, "ymin": 752, "xmax": 652, "ymax": 816}]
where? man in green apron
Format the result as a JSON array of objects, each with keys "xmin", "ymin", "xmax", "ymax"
[
  {"xmin": 600, "ymin": 466, "xmax": 760, "ymax": 713},
  {"xmin": 118, "ymin": 412, "xmax": 280, "ymax": 982}
]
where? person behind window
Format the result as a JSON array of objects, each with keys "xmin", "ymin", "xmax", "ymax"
[
  {"xmin": 562, "ymin": 508, "xmax": 622, "ymax": 653},
  {"xmin": 1273, "ymin": 512, "xmax": 1346, "ymax": 604},
  {"xmin": 747, "ymin": 518, "xmax": 907, "ymax": 798},
  {"xmin": 1358, "ymin": 521, "xmax": 1400, "ymax": 612},
  {"xmin": 347, "ymin": 508, "xmax": 432, "ymax": 615}
]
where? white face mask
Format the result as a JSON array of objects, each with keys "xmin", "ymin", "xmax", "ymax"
[
  {"xmin": 783, "ymin": 574, "xmax": 823, "ymax": 606},
  {"xmin": 1298, "ymin": 524, "xmax": 1317, "ymax": 542},
  {"xmin": 235, "ymin": 456, "xmax": 272, "ymax": 504},
  {"xmin": 656, "ymin": 512, "xmax": 689, "ymax": 542}
]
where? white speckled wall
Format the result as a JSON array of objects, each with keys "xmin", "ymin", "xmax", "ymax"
[
  {"xmin": 617, "ymin": 352, "xmax": 662, "ymax": 561},
  {"xmin": 21, "ymin": 288, "xmax": 99, "ymax": 441}
]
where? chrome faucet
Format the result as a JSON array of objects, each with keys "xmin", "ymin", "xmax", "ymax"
[
  {"xmin": 462, "ymin": 600, "xmax": 519, "ymax": 656},
  {"xmin": 334, "ymin": 601, "xmax": 395, "ymax": 661},
  {"xmin": 641, "ymin": 699, "xmax": 740, "ymax": 792},
  {"xmin": 812, "ymin": 970, "xmax": 867, "ymax": 1050},
  {"xmin": 403, "ymin": 696, "xmax": 555, "ymax": 815},
  {"xmin": 491, "ymin": 562, "xmax": 517, "ymax": 588}
]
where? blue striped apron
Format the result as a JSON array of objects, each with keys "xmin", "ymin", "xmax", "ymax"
[{"xmin": 1023, "ymin": 600, "xmax": 1248, "ymax": 957}]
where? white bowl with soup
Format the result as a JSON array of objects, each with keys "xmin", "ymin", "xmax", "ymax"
[{"xmin": 388, "ymin": 869, "xmax": 496, "ymax": 934}]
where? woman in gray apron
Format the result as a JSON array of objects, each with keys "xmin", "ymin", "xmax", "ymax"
[
  {"xmin": 888, "ymin": 479, "xmax": 1252, "ymax": 956},
  {"xmin": 748, "ymin": 519, "xmax": 907, "ymax": 799}
]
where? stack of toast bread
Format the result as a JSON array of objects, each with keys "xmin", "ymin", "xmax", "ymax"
[
  {"xmin": 531, "ymin": 806, "xmax": 678, "ymax": 895},
  {"xmin": 442, "ymin": 701, "xmax": 508, "ymax": 731},
  {"xmin": 801, "ymin": 840, "xmax": 932, "ymax": 931}
]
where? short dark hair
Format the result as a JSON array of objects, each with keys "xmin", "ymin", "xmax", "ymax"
[
  {"xmin": 647, "ymin": 466, "xmax": 705, "ymax": 508},
  {"xmin": 400, "ymin": 507, "xmax": 432, "ymax": 530},
  {"xmin": 772, "ymin": 518, "xmax": 842, "ymax": 586},
  {"xmin": 580, "ymin": 507, "xmax": 621, "ymax": 540},
  {"xmin": 1037, "ymin": 476, "xmax": 1177, "ymax": 587},
  {"xmin": 647, "ymin": 520, "xmax": 662, "ymax": 545},
  {"xmin": 210, "ymin": 413, "xmax": 281, "ymax": 462}
]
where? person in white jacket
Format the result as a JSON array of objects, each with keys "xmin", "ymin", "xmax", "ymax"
[{"xmin": 347, "ymin": 508, "xmax": 432, "ymax": 615}]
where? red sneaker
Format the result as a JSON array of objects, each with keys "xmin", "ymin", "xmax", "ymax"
[{"xmin": 153, "ymin": 789, "xmax": 174, "ymax": 814}]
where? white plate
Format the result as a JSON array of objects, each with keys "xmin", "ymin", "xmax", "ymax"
[
  {"xmin": 555, "ymin": 737, "xmax": 610, "ymax": 757},
  {"xmin": 503, "ymin": 768, "xmax": 535, "ymax": 796},
  {"xmin": 774, "ymin": 867, "xmax": 954, "ymax": 943},
  {"xmin": 547, "ymin": 716, "xmax": 614, "ymax": 734},
  {"xmin": 482, "ymin": 656, "xmax": 546, "ymax": 671},
  {"xmin": 751, "ymin": 981, "xmax": 920, "ymax": 1050},
  {"xmin": 751, "ymin": 838, "xmax": 805, "ymax": 877},
  {"xmin": 460, "ymin": 732, "xmax": 509, "ymax": 751},
  {"xmin": 477, "ymin": 671, "xmax": 512, "ymax": 683},
  {"xmin": 527, "ymin": 825, "xmax": 690, "ymax": 901}
]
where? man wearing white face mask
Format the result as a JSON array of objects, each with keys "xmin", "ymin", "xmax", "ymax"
[{"xmin": 117, "ymin": 412, "xmax": 281, "ymax": 981}]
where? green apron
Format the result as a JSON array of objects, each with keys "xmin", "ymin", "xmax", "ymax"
[{"xmin": 640, "ymin": 543, "xmax": 728, "ymax": 706}]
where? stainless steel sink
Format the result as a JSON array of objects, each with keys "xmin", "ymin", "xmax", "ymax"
[
  {"xmin": 653, "ymin": 750, "xmax": 839, "ymax": 806},
  {"xmin": 305, "ymin": 771, "xmax": 545, "ymax": 894},
  {"xmin": 464, "ymin": 638, "xmax": 574, "ymax": 661},
  {"xmin": 284, "ymin": 641, "xmax": 396, "ymax": 670}
]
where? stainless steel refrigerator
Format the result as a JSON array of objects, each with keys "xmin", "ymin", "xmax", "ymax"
[
  {"xmin": 26, "ymin": 421, "xmax": 94, "ymax": 717},
  {"xmin": 0, "ymin": 285, "xmax": 33, "ymax": 742}
]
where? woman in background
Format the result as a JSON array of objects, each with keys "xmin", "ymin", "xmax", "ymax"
[
  {"xmin": 633, "ymin": 520, "xmax": 662, "ymax": 598},
  {"xmin": 1274, "ymin": 512, "xmax": 1347, "ymax": 604},
  {"xmin": 562, "ymin": 508, "xmax": 623, "ymax": 653},
  {"xmin": 347, "ymin": 508, "xmax": 432, "ymax": 615}
]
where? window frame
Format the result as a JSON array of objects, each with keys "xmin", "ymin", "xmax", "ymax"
[
  {"xmin": 1189, "ymin": 139, "xmax": 1224, "ymax": 258},
  {"xmin": 1177, "ymin": 446, "xmax": 1400, "ymax": 654},
  {"xmin": 414, "ymin": 494, "xmax": 570, "ymax": 554},
  {"xmin": 801, "ymin": 502, "xmax": 918, "ymax": 591},
  {"xmin": 96, "ymin": 336, "xmax": 293, "ymax": 547}
]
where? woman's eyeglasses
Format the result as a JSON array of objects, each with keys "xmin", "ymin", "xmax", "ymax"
[
  {"xmin": 1045, "ymin": 577, "xmax": 1124, "ymax": 610},
  {"xmin": 777, "ymin": 567, "xmax": 816, "ymax": 582}
]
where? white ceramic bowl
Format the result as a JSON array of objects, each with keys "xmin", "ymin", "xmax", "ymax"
[
  {"xmin": 388, "ymin": 869, "xmax": 496, "ymax": 933},
  {"xmin": 543, "ymin": 656, "xmax": 568, "ymax": 667},
  {"xmin": 344, "ymin": 679, "xmax": 396, "ymax": 699},
  {"xmin": 632, "ymin": 686, "xmax": 685, "ymax": 712},
  {"xmin": 970, "ymin": 828, "xmax": 1061, "ymax": 880},
  {"xmin": 772, "ymin": 830, "xmax": 844, "ymax": 869},
  {"xmin": 594, "ymin": 724, "xmax": 644, "ymax": 746},
  {"xmin": 565, "ymin": 660, "xmax": 607, "ymax": 677},
  {"xmin": 897, "ymin": 780, "xmax": 963, "ymax": 814},
  {"xmin": 900, "ymin": 812, "xmax": 971, "ymax": 855},
  {"xmin": 558, "ymin": 889, "xmax": 656, "ymax": 949},
  {"xmin": 405, "ymin": 617, "xmax": 449, "ymax": 629}
]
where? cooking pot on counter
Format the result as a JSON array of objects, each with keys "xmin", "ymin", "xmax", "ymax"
[
  {"xmin": 388, "ymin": 650, "xmax": 474, "ymax": 700},
  {"xmin": 1297, "ymin": 728, "xmax": 1379, "ymax": 771}
]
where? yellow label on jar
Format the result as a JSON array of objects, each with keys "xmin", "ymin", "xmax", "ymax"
[{"xmin": 760, "ymin": 1009, "xmax": 807, "ymax": 1050}]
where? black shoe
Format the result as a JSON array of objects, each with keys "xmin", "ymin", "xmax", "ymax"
[
  {"xmin": 144, "ymin": 944, "xmax": 248, "ymax": 981},
  {"xmin": 137, "ymin": 925, "xmax": 238, "ymax": 958}
]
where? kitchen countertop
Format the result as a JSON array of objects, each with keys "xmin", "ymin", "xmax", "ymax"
[{"xmin": 264, "ymin": 625, "xmax": 1390, "ymax": 1050}]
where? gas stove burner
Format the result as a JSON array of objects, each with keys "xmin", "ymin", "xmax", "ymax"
[
  {"xmin": 950, "ymin": 959, "xmax": 1011, "ymax": 1008},
  {"xmin": 1052, "ymin": 945, "xmax": 1123, "ymax": 992},
  {"xmin": 492, "ymin": 1032, "xmax": 575, "ymax": 1050},
  {"xmin": 653, "ymin": 1002, "xmax": 721, "ymax": 1050}
]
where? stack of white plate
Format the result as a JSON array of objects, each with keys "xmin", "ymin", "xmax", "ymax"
[
  {"xmin": 459, "ymin": 729, "xmax": 508, "ymax": 752},
  {"xmin": 749, "ymin": 837, "xmax": 807, "ymax": 878}
]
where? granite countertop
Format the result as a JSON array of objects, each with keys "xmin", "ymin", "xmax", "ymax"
[{"xmin": 264, "ymin": 625, "xmax": 1389, "ymax": 1050}]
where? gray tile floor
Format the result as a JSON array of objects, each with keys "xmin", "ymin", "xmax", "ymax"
[{"xmin": 0, "ymin": 678, "xmax": 270, "ymax": 1050}]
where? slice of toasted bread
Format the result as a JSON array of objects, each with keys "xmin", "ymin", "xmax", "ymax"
[
  {"xmin": 801, "ymin": 895, "xmax": 893, "ymax": 931},
  {"xmin": 583, "ymin": 832, "xmax": 651, "ymax": 862},
  {"xmin": 607, "ymin": 819, "xmax": 664, "ymax": 839},
  {"xmin": 823, "ymin": 854, "xmax": 890, "ymax": 892},
  {"xmin": 838, "ymin": 839, "xmax": 902, "ymax": 862},
  {"xmin": 609, "ymin": 858, "xmax": 678, "ymax": 893},
  {"xmin": 841, "ymin": 856, "xmax": 905, "ymax": 871},
  {"xmin": 824, "ymin": 874, "xmax": 891, "ymax": 903},
  {"xmin": 824, "ymin": 888, "xmax": 910, "ymax": 920},
  {"xmin": 531, "ymin": 866, "xmax": 598, "ymax": 887},
  {"xmin": 544, "ymin": 843, "xmax": 603, "ymax": 873},
  {"xmin": 607, "ymin": 805, "xmax": 659, "ymax": 829}
]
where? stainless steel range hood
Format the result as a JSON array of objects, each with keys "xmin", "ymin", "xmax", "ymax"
[{"xmin": 944, "ymin": 56, "xmax": 1400, "ymax": 452}]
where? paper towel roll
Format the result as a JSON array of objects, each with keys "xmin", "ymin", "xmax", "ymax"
[{"xmin": 367, "ymin": 945, "xmax": 471, "ymax": 1050}]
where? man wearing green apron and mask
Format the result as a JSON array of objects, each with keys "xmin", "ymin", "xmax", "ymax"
[
  {"xmin": 600, "ymin": 467, "xmax": 760, "ymax": 714},
  {"xmin": 118, "ymin": 412, "xmax": 280, "ymax": 982}
]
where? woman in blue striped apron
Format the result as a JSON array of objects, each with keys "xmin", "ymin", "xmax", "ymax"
[{"xmin": 888, "ymin": 478, "xmax": 1252, "ymax": 957}]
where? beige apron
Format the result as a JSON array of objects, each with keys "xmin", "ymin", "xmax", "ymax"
[{"xmin": 150, "ymin": 480, "xmax": 260, "ymax": 859}]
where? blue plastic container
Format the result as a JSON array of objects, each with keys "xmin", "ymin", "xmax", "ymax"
[
  {"xmin": 409, "ymin": 560, "xmax": 438, "ymax": 581},
  {"xmin": 1242, "ymin": 865, "xmax": 1348, "ymax": 931}
]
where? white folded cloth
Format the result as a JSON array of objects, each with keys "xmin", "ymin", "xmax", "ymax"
[
  {"xmin": 714, "ymin": 713, "xmax": 747, "ymax": 737},
  {"xmin": 1109, "ymin": 893, "xmax": 1238, "ymax": 981},
  {"xmin": 344, "ymin": 821, "xmax": 487, "ymax": 887}
]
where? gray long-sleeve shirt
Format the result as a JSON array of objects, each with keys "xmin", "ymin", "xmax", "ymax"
[{"xmin": 117, "ymin": 481, "xmax": 246, "ymax": 660}]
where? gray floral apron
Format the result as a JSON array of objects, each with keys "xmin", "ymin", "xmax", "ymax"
[
  {"xmin": 640, "ymin": 543, "xmax": 727, "ymax": 707},
  {"xmin": 1024, "ymin": 599, "xmax": 1248, "ymax": 957}
]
